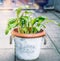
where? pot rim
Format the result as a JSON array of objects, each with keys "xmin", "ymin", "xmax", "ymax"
[{"xmin": 11, "ymin": 28, "xmax": 46, "ymax": 38}]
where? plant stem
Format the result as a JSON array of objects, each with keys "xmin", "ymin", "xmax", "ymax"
[{"xmin": 16, "ymin": 16, "xmax": 20, "ymax": 33}]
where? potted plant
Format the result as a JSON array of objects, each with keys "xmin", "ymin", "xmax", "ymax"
[{"xmin": 5, "ymin": 7, "xmax": 60, "ymax": 60}]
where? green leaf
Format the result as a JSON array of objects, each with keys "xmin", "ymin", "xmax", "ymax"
[
  {"xmin": 16, "ymin": 7, "xmax": 22, "ymax": 17},
  {"xmin": 5, "ymin": 28, "xmax": 10, "ymax": 35},
  {"xmin": 25, "ymin": 10, "xmax": 33, "ymax": 14},
  {"xmin": 8, "ymin": 18, "xmax": 16, "ymax": 25},
  {"xmin": 31, "ymin": 19, "xmax": 36, "ymax": 26},
  {"xmin": 35, "ymin": 27, "xmax": 40, "ymax": 31},
  {"xmin": 36, "ymin": 16, "xmax": 45, "ymax": 22},
  {"xmin": 19, "ymin": 16, "xmax": 29, "ymax": 27},
  {"xmin": 58, "ymin": 23, "xmax": 60, "ymax": 26},
  {"xmin": 31, "ymin": 16, "xmax": 45, "ymax": 26},
  {"xmin": 5, "ymin": 18, "xmax": 17, "ymax": 35},
  {"xmin": 32, "ymin": 27, "xmax": 38, "ymax": 33},
  {"xmin": 23, "ymin": 27, "xmax": 28, "ymax": 33}
]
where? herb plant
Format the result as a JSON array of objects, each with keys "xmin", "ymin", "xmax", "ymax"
[{"xmin": 5, "ymin": 7, "xmax": 60, "ymax": 35}]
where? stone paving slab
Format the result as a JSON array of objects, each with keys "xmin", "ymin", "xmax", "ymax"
[
  {"xmin": 38, "ymin": 49, "xmax": 60, "ymax": 61},
  {"xmin": 40, "ymin": 35, "xmax": 55, "ymax": 49},
  {"xmin": 0, "ymin": 49, "xmax": 14, "ymax": 61},
  {"xmin": 50, "ymin": 37, "xmax": 60, "ymax": 49},
  {"xmin": 16, "ymin": 49, "xmax": 60, "ymax": 61},
  {"xmin": 45, "ymin": 22, "xmax": 60, "ymax": 49},
  {"xmin": 0, "ymin": 49, "xmax": 60, "ymax": 61},
  {"xmin": 0, "ymin": 10, "xmax": 16, "ymax": 48},
  {"xmin": 35, "ymin": 12, "xmax": 59, "ymax": 20},
  {"xmin": 51, "ymin": 11, "xmax": 60, "ymax": 18}
]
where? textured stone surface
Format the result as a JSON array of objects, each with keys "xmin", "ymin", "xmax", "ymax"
[
  {"xmin": 0, "ymin": 49, "xmax": 60, "ymax": 61},
  {"xmin": 0, "ymin": 49, "xmax": 14, "ymax": 61}
]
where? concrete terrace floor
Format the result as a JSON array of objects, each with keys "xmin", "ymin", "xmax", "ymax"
[{"xmin": 0, "ymin": 9, "xmax": 60, "ymax": 61}]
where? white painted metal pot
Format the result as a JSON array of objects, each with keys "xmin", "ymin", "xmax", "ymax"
[{"xmin": 12, "ymin": 28, "xmax": 45, "ymax": 60}]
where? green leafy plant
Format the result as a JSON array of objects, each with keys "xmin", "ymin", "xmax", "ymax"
[{"xmin": 5, "ymin": 7, "xmax": 60, "ymax": 35}]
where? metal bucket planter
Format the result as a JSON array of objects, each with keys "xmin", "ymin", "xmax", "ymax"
[{"xmin": 12, "ymin": 28, "xmax": 45, "ymax": 60}]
